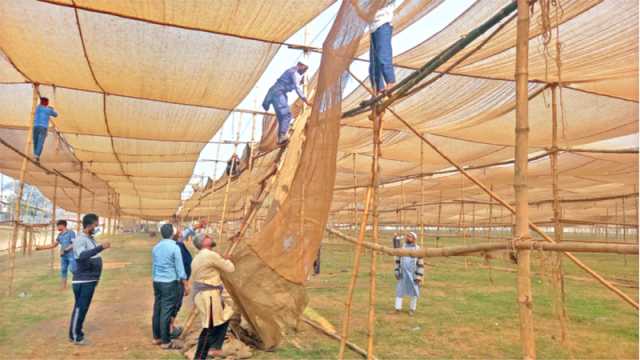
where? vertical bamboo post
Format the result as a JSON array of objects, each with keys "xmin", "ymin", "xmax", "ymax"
[
  {"xmin": 488, "ymin": 185, "xmax": 494, "ymax": 242},
  {"xmin": 353, "ymin": 153, "xmax": 358, "ymax": 237},
  {"xmin": 420, "ymin": 136, "xmax": 425, "ymax": 246},
  {"xmin": 550, "ymin": 84, "xmax": 568, "ymax": 343},
  {"xmin": 218, "ymin": 125, "xmax": 241, "ymax": 241},
  {"xmin": 366, "ymin": 110, "xmax": 383, "ymax": 359},
  {"xmin": 436, "ymin": 192, "xmax": 442, "ymax": 247},
  {"xmin": 459, "ymin": 175, "xmax": 468, "ymax": 269},
  {"xmin": 338, "ymin": 112, "xmax": 381, "ymax": 360},
  {"xmin": 50, "ymin": 175, "xmax": 58, "ymax": 270},
  {"xmin": 605, "ymin": 208, "xmax": 609, "ymax": 242},
  {"xmin": 22, "ymin": 188, "xmax": 34, "ymax": 256},
  {"xmin": 472, "ymin": 202, "xmax": 476, "ymax": 242},
  {"xmin": 635, "ymin": 188, "xmax": 639, "ymax": 242},
  {"xmin": 76, "ymin": 162, "xmax": 83, "ymax": 233},
  {"xmin": 622, "ymin": 196, "xmax": 627, "ymax": 265},
  {"xmin": 615, "ymin": 201, "xmax": 619, "ymax": 241},
  {"xmin": 514, "ymin": 0, "xmax": 535, "ymax": 357},
  {"xmin": 7, "ymin": 85, "xmax": 38, "ymax": 295}
]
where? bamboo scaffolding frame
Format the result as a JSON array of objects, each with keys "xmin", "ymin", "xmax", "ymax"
[{"xmin": 372, "ymin": 88, "xmax": 639, "ymax": 310}]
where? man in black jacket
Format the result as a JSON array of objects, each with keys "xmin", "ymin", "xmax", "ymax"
[{"xmin": 69, "ymin": 213, "xmax": 111, "ymax": 345}]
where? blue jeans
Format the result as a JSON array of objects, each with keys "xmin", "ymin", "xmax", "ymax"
[
  {"xmin": 369, "ymin": 23, "xmax": 396, "ymax": 92},
  {"xmin": 69, "ymin": 281, "xmax": 97, "ymax": 342},
  {"xmin": 262, "ymin": 87, "xmax": 292, "ymax": 137},
  {"xmin": 32, "ymin": 126, "xmax": 48, "ymax": 157},
  {"xmin": 60, "ymin": 254, "xmax": 76, "ymax": 279}
]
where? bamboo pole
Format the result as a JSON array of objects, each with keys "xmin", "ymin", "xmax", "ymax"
[
  {"xmin": 366, "ymin": 109, "xmax": 383, "ymax": 359},
  {"xmin": 7, "ymin": 85, "xmax": 38, "ymax": 295},
  {"xmin": 218, "ymin": 129, "xmax": 240, "ymax": 242},
  {"xmin": 338, "ymin": 119, "xmax": 380, "ymax": 360},
  {"xmin": 459, "ymin": 175, "xmax": 468, "ymax": 269},
  {"xmin": 514, "ymin": 1, "xmax": 535, "ymax": 357},
  {"xmin": 353, "ymin": 153, "xmax": 358, "ymax": 237},
  {"xmin": 22, "ymin": 188, "xmax": 34, "ymax": 256},
  {"xmin": 436, "ymin": 192, "xmax": 442, "ymax": 247},
  {"xmin": 420, "ymin": 136, "xmax": 425, "ymax": 246},
  {"xmin": 550, "ymin": 85, "xmax": 569, "ymax": 343},
  {"xmin": 622, "ymin": 196, "xmax": 627, "ymax": 265},
  {"xmin": 327, "ymin": 227, "xmax": 639, "ymax": 256},
  {"xmin": 50, "ymin": 175, "xmax": 58, "ymax": 270},
  {"xmin": 76, "ymin": 162, "xmax": 83, "ymax": 233}
]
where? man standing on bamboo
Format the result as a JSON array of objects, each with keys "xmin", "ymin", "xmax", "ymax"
[
  {"xmin": 32, "ymin": 96, "xmax": 58, "ymax": 162},
  {"xmin": 369, "ymin": 0, "xmax": 397, "ymax": 95},
  {"xmin": 69, "ymin": 213, "xmax": 111, "ymax": 345},
  {"xmin": 261, "ymin": 62, "xmax": 312, "ymax": 145},
  {"xmin": 394, "ymin": 231, "xmax": 424, "ymax": 315}
]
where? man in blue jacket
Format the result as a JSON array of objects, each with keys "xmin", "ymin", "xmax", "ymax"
[
  {"xmin": 32, "ymin": 96, "xmax": 58, "ymax": 162},
  {"xmin": 262, "ymin": 62, "xmax": 312, "ymax": 145},
  {"xmin": 69, "ymin": 213, "xmax": 111, "ymax": 345}
]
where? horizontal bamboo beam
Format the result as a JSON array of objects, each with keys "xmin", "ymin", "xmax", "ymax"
[
  {"xmin": 552, "ymin": 147, "xmax": 639, "ymax": 154},
  {"xmin": 326, "ymin": 227, "xmax": 639, "ymax": 257},
  {"xmin": 0, "ymin": 137, "xmax": 95, "ymax": 194}
]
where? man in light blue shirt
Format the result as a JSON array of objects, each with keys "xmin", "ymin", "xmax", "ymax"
[
  {"xmin": 262, "ymin": 62, "xmax": 312, "ymax": 145},
  {"xmin": 151, "ymin": 223, "xmax": 188, "ymax": 348},
  {"xmin": 32, "ymin": 97, "xmax": 58, "ymax": 162}
]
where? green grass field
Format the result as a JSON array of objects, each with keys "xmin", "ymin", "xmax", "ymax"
[{"xmin": 0, "ymin": 232, "xmax": 637, "ymax": 359}]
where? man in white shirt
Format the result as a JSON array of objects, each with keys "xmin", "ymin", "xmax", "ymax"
[{"xmin": 369, "ymin": 0, "xmax": 397, "ymax": 95}]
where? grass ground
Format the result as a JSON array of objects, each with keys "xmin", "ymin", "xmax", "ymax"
[{"xmin": 0, "ymin": 232, "xmax": 637, "ymax": 359}]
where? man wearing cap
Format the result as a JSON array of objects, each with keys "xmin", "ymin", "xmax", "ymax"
[
  {"xmin": 262, "ymin": 62, "xmax": 312, "ymax": 145},
  {"xmin": 32, "ymin": 96, "xmax": 58, "ymax": 162},
  {"xmin": 394, "ymin": 231, "xmax": 424, "ymax": 315}
]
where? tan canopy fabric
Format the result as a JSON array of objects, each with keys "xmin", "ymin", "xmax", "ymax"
[{"xmin": 0, "ymin": 0, "xmax": 334, "ymax": 219}]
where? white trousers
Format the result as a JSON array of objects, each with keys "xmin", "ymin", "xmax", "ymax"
[{"xmin": 395, "ymin": 296, "xmax": 418, "ymax": 311}]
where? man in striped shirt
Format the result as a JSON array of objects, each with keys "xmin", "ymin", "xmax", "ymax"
[{"xmin": 394, "ymin": 231, "xmax": 424, "ymax": 315}]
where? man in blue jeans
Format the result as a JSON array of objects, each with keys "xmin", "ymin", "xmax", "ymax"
[
  {"xmin": 369, "ymin": 1, "xmax": 397, "ymax": 95},
  {"xmin": 152, "ymin": 223, "xmax": 188, "ymax": 349},
  {"xmin": 32, "ymin": 97, "xmax": 58, "ymax": 162},
  {"xmin": 69, "ymin": 213, "xmax": 111, "ymax": 345},
  {"xmin": 36, "ymin": 219, "xmax": 76, "ymax": 289},
  {"xmin": 262, "ymin": 62, "xmax": 312, "ymax": 145}
]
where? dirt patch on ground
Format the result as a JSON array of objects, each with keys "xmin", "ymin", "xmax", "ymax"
[{"xmin": 23, "ymin": 270, "xmax": 172, "ymax": 359}]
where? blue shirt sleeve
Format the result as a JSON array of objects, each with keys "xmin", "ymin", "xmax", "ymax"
[
  {"xmin": 48, "ymin": 108, "xmax": 58, "ymax": 117},
  {"xmin": 174, "ymin": 245, "xmax": 187, "ymax": 280}
]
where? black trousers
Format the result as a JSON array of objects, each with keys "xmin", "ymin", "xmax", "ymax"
[
  {"xmin": 194, "ymin": 301, "xmax": 229, "ymax": 360},
  {"xmin": 152, "ymin": 281, "xmax": 179, "ymax": 344},
  {"xmin": 69, "ymin": 281, "xmax": 97, "ymax": 342}
]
